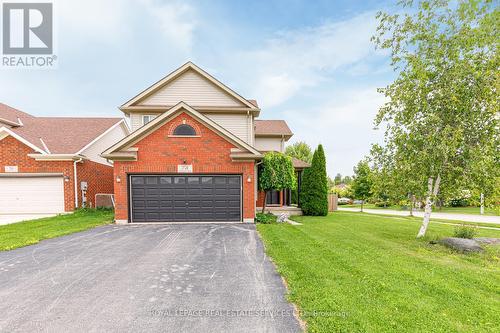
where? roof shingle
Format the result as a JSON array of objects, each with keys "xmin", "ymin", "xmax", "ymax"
[
  {"xmin": 254, "ymin": 120, "xmax": 293, "ymax": 137},
  {"xmin": 0, "ymin": 103, "xmax": 123, "ymax": 154}
]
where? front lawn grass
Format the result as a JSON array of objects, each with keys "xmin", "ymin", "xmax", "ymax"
[
  {"xmin": 0, "ymin": 209, "xmax": 114, "ymax": 251},
  {"xmin": 257, "ymin": 212, "xmax": 500, "ymax": 333}
]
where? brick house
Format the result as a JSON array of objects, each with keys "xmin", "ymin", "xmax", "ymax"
[
  {"xmin": 102, "ymin": 62, "xmax": 309, "ymax": 223},
  {"xmin": 0, "ymin": 103, "xmax": 129, "ymax": 214}
]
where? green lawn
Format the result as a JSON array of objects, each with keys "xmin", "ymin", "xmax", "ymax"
[
  {"xmin": 342, "ymin": 204, "xmax": 499, "ymax": 216},
  {"xmin": 257, "ymin": 212, "xmax": 500, "ymax": 333},
  {"xmin": 0, "ymin": 209, "xmax": 114, "ymax": 251}
]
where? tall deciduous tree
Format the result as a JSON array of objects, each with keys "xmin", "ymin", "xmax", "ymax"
[
  {"xmin": 258, "ymin": 152, "xmax": 297, "ymax": 213},
  {"xmin": 372, "ymin": 0, "xmax": 499, "ymax": 237},
  {"xmin": 285, "ymin": 141, "xmax": 313, "ymax": 163},
  {"xmin": 301, "ymin": 145, "xmax": 329, "ymax": 216},
  {"xmin": 352, "ymin": 160, "xmax": 373, "ymax": 212}
]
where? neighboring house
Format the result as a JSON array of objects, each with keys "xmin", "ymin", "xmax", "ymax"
[
  {"xmin": 0, "ymin": 103, "xmax": 129, "ymax": 214},
  {"xmin": 102, "ymin": 62, "xmax": 309, "ymax": 223}
]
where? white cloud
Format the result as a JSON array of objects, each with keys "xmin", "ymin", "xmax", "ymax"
[
  {"xmin": 139, "ymin": 0, "xmax": 198, "ymax": 54},
  {"xmin": 58, "ymin": 0, "xmax": 129, "ymax": 42},
  {"xmin": 286, "ymin": 88, "xmax": 386, "ymax": 176},
  {"xmin": 238, "ymin": 12, "xmax": 379, "ymax": 108}
]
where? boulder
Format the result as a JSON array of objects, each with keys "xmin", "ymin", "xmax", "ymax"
[
  {"xmin": 440, "ymin": 237, "xmax": 484, "ymax": 253},
  {"xmin": 474, "ymin": 237, "xmax": 500, "ymax": 245}
]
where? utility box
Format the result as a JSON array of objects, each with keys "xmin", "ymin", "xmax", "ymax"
[{"xmin": 80, "ymin": 182, "xmax": 88, "ymax": 191}]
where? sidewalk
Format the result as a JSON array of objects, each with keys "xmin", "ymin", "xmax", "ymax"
[{"xmin": 338, "ymin": 207, "xmax": 500, "ymax": 224}]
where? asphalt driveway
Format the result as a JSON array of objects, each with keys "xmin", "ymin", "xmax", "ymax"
[{"xmin": 0, "ymin": 224, "xmax": 301, "ymax": 333}]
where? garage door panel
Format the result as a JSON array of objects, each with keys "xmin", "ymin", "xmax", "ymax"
[
  {"xmin": 132, "ymin": 188, "xmax": 145, "ymax": 196},
  {"xmin": 130, "ymin": 175, "xmax": 241, "ymax": 222},
  {"xmin": 0, "ymin": 176, "xmax": 65, "ymax": 214},
  {"xmin": 159, "ymin": 189, "xmax": 173, "ymax": 195}
]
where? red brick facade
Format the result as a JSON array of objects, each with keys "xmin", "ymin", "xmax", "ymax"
[
  {"xmin": 113, "ymin": 112, "xmax": 256, "ymax": 222},
  {"xmin": 76, "ymin": 160, "xmax": 114, "ymax": 208},
  {"xmin": 0, "ymin": 135, "xmax": 114, "ymax": 211}
]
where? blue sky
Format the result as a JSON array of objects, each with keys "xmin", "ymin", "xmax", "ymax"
[{"xmin": 0, "ymin": 0, "xmax": 396, "ymax": 177}]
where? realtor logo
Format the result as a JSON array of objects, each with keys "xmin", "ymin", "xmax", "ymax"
[{"xmin": 1, "ymin": 1, "xmax": 56, "ymax": 68}]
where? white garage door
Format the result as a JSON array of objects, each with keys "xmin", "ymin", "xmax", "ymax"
[{"xmin": 0, "ymin": 176, "xmax": 65, "ymax": 214}]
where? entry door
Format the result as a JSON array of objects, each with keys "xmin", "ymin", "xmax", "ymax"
[
  {"xmin": 266, "ymin": 190, "xmax": 280, "ymax": 205},
  {"xmin": 130, "ymin": 175, "xmax": 241, "ymax": 222}
]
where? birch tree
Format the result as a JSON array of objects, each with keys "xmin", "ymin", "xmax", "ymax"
[{"xmin": 372, "ymin": 0, "xmax": 499, "ymax": 237}]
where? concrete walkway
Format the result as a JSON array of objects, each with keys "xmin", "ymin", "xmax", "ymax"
[{"xmin": 338, "ymin": 207, "xmax": 500, "ymax": 224}]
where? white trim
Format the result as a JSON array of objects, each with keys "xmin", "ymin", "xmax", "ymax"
[
  {"xmin": 73, "ymin": 158, "xmax": 83, "ymax": 208},
  {"xmin": 28, "ymin": 153, "xmax": 87, "ymax": 161},
  {"xmin": 75, "ymin": 120, "xmax": 128, "ymax": 155},
  {"xmin": 243, "ymin": 218, "xmax": 255, "ymax": 223},
  {"xmin": 0, "ymin": 117, "xmax": 21, "ymax": 127},
  {"xmin": 121, "ymin": 62, "xmax": 257, "ymax": 110},
  {"xmin": 0, "ymin": 126, "xmax": 46, "ymax": 154},
  {"xmin": 103, "ymin": 102, "xmax": 262, "ymax": 157},
  {"xmin": 0, "ymin": 172, "xmax": 63, "ymax": 178},
  {"xmin": 39, "ymin": 137, "xmax": 51, "ymax": 153}
]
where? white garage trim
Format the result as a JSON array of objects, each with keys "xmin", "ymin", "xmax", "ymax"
[{"xmin": 0, "ymin": 173, "xmax": 64, "ymax": 178}]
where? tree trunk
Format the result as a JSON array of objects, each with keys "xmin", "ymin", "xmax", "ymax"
[
  {"xmin": 409, "ymin": 195, "xmax": 415, "ymax": 217},
  {"xmin": 360, "ymin": 200, "xmax": 364, "ymax": 212},
  {"xmin": 417, "ymin": 175, "xmax": 441, "ymax": 238},
  {"xmin": 480, "ymin": 193, "xmax": 484, "ymax": 215},
  {"xmin": 261, "ymin": 191, "xmax": 268, "ymax": 214}
]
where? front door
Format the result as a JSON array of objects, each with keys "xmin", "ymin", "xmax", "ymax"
[{"xmin": 266, "ymin": 190, "xmax": 280, "ymax": 205}]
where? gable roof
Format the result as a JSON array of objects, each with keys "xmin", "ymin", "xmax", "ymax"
[
  {"xmin": 120, "ymin": 62, "xmax": 259, "ymax": 111},
  {"xmin": 0, "ymin": 103, "xmax": 125, "ymax": 154},
  {"xmin": 255, "ymin": 120, "xmax": 293, "ymax": 139},
  {"xmin": 103, "ymin": 102, "xmax": 262, "ymax": 158},
  {"xmin": 291, "ymin": 157, "xmax": 311, "ymax": 169}
]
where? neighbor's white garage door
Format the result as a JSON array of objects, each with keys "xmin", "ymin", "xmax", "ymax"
[{"xmin": 0, "ymin": 176, "xmax": 65, "ymax": 214}]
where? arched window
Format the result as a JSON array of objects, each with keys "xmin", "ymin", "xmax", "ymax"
[{"xmin": 173, "ymin": 124, "xmax": 196, "ymax": 136}]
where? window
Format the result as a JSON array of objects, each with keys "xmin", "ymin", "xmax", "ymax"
[
  {"xmin": 173, "ymin": 124, "xmax": 196, "ymax": 136},
  {"xmin": 143, "ymin": 115, "xmax": 156, "ymax": 125}
]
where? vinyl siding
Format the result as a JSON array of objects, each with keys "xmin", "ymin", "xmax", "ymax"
[
  {"xmin": 139, "ymin": 70, "xmax": 245, "ymax": 107},
  {"xmin": 82, "ymin": 123, "xmax": 129, "ymax": 165},
  {"xmin": 254, "ymin": 137, "xmax": 283, "ymax": 152},
  {"xmin": 130, "ymin": 113, "xmax": 147, "ymax": 131},
  {"xmin": 205, "ymin": 113, "xmax": 250, "ymax": 143}
]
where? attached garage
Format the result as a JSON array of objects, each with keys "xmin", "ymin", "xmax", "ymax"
[
  {"xmin": 130, "ymin": 175, "xmax": 242, "ymax": 222},
  {"xmin": 0, "ymin": 174, "xmax": 65, "ymax": 214}
]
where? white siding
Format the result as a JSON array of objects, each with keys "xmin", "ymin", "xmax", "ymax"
[
  {"xmin": 254, "ymin": 137, "xmax": 283, "ymax": 152},
  {"xmin": 81, "ymin": 123, "xmax": 129, "ymax": 165},
  {"xmin": 139, "ymin": 70, "xmax": 245, "ymax": 107},
  {"xmin": 205, "ymin": 113, "xmax": 250, "ymax": 143},
  {"xmin": 130, "ymin": 113, "xmax": 143, "ymax": 131}
]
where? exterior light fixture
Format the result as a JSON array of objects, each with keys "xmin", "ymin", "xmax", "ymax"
[
  {"xmin": 247, "ymin": 175, "xmax": 252, "ymax": 183},
  {"xmin": 64, "ymin": 176, "xmax": 70, "ymax": 182},
  {"xmin": 116, "ymin": 176, "xmax": 121, "ymax": 183}
]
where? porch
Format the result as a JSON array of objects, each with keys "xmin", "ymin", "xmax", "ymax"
[{"xmin": 256, "ymin": 157, "xmax": 310, "ymax": 216}]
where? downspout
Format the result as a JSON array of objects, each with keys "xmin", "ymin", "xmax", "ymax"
[{"xmin": 73, "ymin": 158, "xmax": 83, "ymax": 209}]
